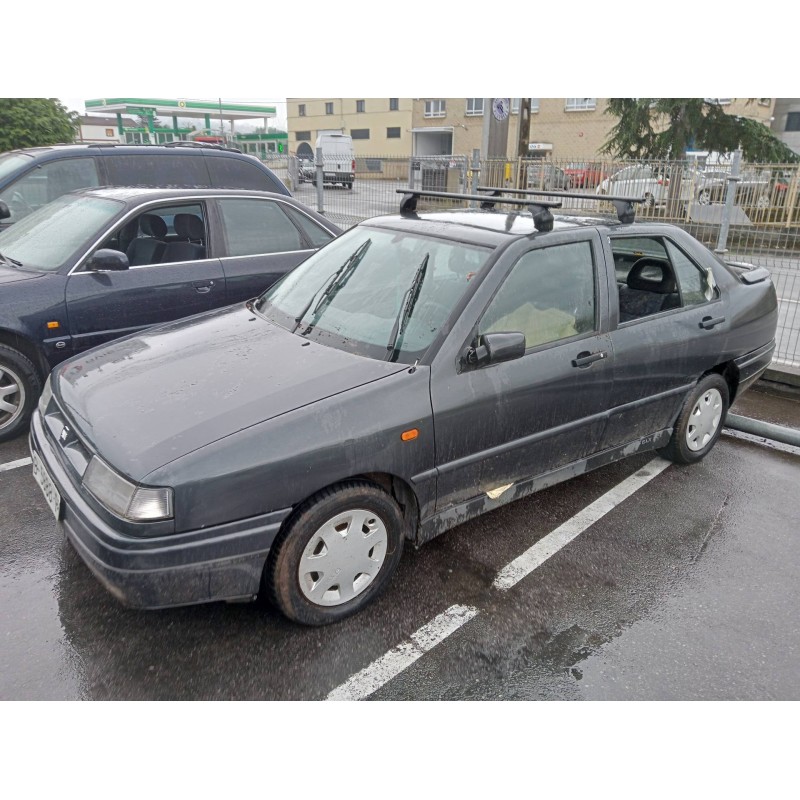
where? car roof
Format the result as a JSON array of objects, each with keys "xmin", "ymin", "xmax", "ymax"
[
  {"xmin": 5, "ymin": 143, "xmax": 248, "ymax": 157},
  {"xmin": 360, "ymin": 208, "xmax": 623, "ymax": 248},
  {"xmin": 68, "ymin": 186, "xmax": 299, "ymax": 203}
]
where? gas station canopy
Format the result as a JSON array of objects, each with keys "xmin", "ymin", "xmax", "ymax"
[{"xmin": 86, "ymin": 98, "xmax": 277, "ymax": 124}]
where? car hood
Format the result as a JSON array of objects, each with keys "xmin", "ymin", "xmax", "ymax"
[
  {"xmin": 55, "ymin": 304, "xmax": 409, "ymax": 480},
  {"xmin": 0, "ymin": 264, "xmax": 44, "ymax": 285}
]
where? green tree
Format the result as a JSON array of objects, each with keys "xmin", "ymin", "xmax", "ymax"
[
  {"xmin": 602, "ymin": 98, "xmax": 798, "ymax": 163},
  {"xmin": 0, "ymin": 98, "xmax": 78, "ymax": 152}
]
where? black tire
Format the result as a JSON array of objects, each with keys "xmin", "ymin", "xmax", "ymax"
[
  {"xmin": 0, "ymin": 345, "xmax": 42, "ymax": 443},
  {"xmin": 265, "ymin": 481, "xmax": 405, "ymax": 625},
  {"xmin": 659, "ymin": 374, "xmax": 729, "ymax": 465}
]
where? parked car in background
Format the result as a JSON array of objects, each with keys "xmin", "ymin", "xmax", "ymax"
[
  {"xmin": 28, "ymin": 189, "xmax": 777, "ymax": 625},
  {"xmin": 564, "ymin": 162, "xmax": 606, "ymax": 189},
  {"xmin": 693, "ymin": 168, "xmax": 772, "ymax": 209},
  {"xmin": 0, "ymin": 143, "xmax": 290, "ymax": 230},
  {"xmin": 597, "ymin": 164, "xmax": 669, "ymax": 207},
  {"xmin": 297, "ymin": 155, "xmax": 316, "ymax": 183},
  {"xmin": 0, "ymin": 187, "xmax": 341, "ymax": 441},
  {"xmin": 526, "ymin": 162, "xmax": 570, "ymax": 191}
]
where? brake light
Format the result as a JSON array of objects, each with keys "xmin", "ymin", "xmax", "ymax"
[{"xmin": 351, "ymin": 159, "xmax": 355, "ymax": 172}]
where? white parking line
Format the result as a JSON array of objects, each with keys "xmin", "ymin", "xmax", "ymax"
[
  {"xmin": 327, "ymin": 456, "xmax": 671, "ymax": 700},
  {"xmin": 326, "ymin": 605, "xmax": 479, "ymax": 701},
  {"xmin": 0, "ymin": 457, "xmax": 32, "ymax": 473},
  {"xmin": 493, "ymin": 457, "xmax": 671, "ymax": 590}
]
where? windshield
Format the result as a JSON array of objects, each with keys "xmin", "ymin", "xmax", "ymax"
[
  {"xmin": 0, "ymin": 194, "xmax": 124, "ymax": 272},
  {"xmin": 256, "ymin": 225, "xmax": 491, "ymax": 363},
  {"xmin": 0, "ymin": 152, "xmax": 34, "ymax": 183}
]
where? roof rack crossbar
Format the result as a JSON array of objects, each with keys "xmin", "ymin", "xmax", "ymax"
[
  {"xmin": 476, "ymin": 185, "xmax": 644, "ymax": 224},
  {"xmin": 397, "ymin": 189, "xmax": 561, "ymax": 232}
]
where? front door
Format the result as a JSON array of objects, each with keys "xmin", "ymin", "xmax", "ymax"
[
  {"xmin": 65, "ymin": 201, "xmax": 226, "ymax": 354},
  {"xmin": 431, "ymin": 234, "xmax": 613, "ymax": 512}
]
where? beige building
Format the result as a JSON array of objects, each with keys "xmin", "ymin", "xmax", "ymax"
[
  {"xmin": 287, "ymin": 98, "xmax": 413, "ymax": 157},
  {"xmin": 289, "ymin": 98, "xmax": 776, "ymax": 160}
]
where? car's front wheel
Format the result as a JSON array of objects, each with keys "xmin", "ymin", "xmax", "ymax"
[
  {"xmin": 0, "ymin": 345, "xmax": 41, "ymax": 443},
  {"xmin": 659, "ymin": 374, "xmax": 729, "ymax": 465},
  {"xmin": 265, "ymin": 481, "xmax": 405, "ymax": 625}
]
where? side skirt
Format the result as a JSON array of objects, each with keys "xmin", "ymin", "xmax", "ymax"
[{"xmin": 416, "ymin": 428, "xmax": 672, "ymax": 546}]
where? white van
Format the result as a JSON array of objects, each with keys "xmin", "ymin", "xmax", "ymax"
[{"xmin": 315, "ymin": 132, "xmax": 355, "ymax": 189}]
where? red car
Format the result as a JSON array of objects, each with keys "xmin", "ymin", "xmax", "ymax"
[{"xmin": 564, "ymin": 162, "xmax": 607, "ymax": 189}]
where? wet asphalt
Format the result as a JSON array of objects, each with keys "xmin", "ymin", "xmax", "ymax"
[{"xmin": 1, "ymin": 381, "xmax": 798, "ymax": 701}]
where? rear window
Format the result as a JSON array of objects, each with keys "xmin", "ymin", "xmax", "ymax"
[{"xmin": 206, "ymin": 156, "xmax": 286, "ymax": 194}]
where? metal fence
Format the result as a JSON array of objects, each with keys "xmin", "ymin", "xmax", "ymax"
[{"xmin": 264, "ymin": 153, "xmax": 800, "ymax": 369}]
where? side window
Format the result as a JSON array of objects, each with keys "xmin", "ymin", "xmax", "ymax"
[
  {"xmin": 479, "ymin": 241, "xmax": 596, "ymax": 350},
  {"xmin": 1, "ymin": 158, "xmax": 99, "ymax": 221},
  {"xmin": 613, "ymin": 236, "xmax": 680, "ymax": 324},
  {"xmin": 206, "ymin": 156, "xmax": 284, "ymax": 193},
  {"xmin": 104, "ymin": 154, "xmax": 210, "ymax": 187},
  {"xmin": 664, "ymin": 240, "xmax": 716, "ymax": 306},
  {"xmin": 96, "ymin": 203, "xmax": 207, "ymax": 268},
  {"xmin": 217, "ymin": 198, "xmax": 303, "ymax": 257},
  {"xmin": 281, "ymin": 205, "xmax": 335, "ymax": 248}
]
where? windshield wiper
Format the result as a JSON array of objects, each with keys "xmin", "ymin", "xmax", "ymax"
[
  {"xmin": 386, "ymin": 253, "xmax": 429, "ymax": 363},
  {"xmin": 0, "ymin": 251, "xmax": 23, "ymax": 268},
  {"xmin": 293, "ymin": 238, "xmax": 372, "ymax": 334}
]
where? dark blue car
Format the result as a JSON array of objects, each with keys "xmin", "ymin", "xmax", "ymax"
[{"xmin": 0, "ymin": 187, "xmax": 341, "ymax": 441}]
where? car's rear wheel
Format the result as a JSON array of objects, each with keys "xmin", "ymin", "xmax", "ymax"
[
  {"xmin": 265, "ymin": 481, "xmax": 405, "ymax": 625},
  {"xmin": 697, "ymin": 188, "xmax": 712, "ymax": 205},
  {"xmin": 0, "ymin": 345, "xmax": 41, "ymax": 443},
  {"xmin": 659, "ymin": 374, "xmax": 729, "ymax": 465},
  {"xmin": 642, "ymin": 193, "xmax": 655, "ymax": 208}
]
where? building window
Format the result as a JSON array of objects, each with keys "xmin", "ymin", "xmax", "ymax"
[
  {"xmin": 704, "ymin": 98, "xmax": 732, "ymax": 105},
  {"xmin": 356, "ymin": 100, "xmax": 365, "ymax": 113},
  {"xmin": 351, "ymin": 128, "xmax": 370, "ymax": 139},
  {"xmin": 465, "ymin": 98, "xmax": 484, "ymax": 116},
  {"xmin": 565, "ymin": 98, "xmax": 596, "ymax": 111},
  {"xmin": 299, "ymin": 104, "xmax": 306, "ymax": 117},
  {"xmin": 531, "ymin": 98, "xmax": 540, "ymax": 113},
  {"xmin": 390, "ymin": 98, "xmax": 399, "ymax": 111},
  {"xmin": 424, "ymin": 100, "xmax": 446, "ymax": 118},
  {"xmin": 296, "ymin": 131, "xmax": 311, "ymax": 141},
  {"xmin": 325, "ymin": 102, "xmax": 334, "ymax": 115},
  {"xmin": 387, "ymin": 127, "xmax": 401, "ymax": 138},
  {"xmin": 786, "ymin": 113, "xmax": 800, "ymax": 132},
  {"xmin": 512, "ymin": 99, "xmax": 539, "ymax": 114}
]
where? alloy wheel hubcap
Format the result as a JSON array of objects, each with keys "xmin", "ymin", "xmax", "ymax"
[
  {"xmin": 0, "ymin": 366, "xmax": 24, "ymax": 429},
  {"xmin": 298, "ymin": 509, "xmax": 388, "ymax": 606},
  {"xmin": 686, "ymin": 388, "xmax": 723, "ymax": 451}
]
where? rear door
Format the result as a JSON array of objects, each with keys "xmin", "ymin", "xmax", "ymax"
[
  {"xmin": 600, "ymin": 232, "xmax": 727, "ymax": 450},
  {"xmin": 430, "ymin": 230, "xmax": 613, "ymax": 512},
  {"xmin": 213, "ymin": 196, "xmax": 336, "ymax": 302},
  {"xmin": 64, "ymin": 200, "xmax": 226, "ymax": 354}
]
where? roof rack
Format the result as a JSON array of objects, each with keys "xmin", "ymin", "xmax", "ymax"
[
  {"xmin": 477, "ymin": 186, "xmax": 645, "ymax": 224},
  {"xmin": 397, "ymin": 189, "xmax": 562, "ymax": 232},
  {"xmin": 162, "ymin": 141, "xmax": 242, "ymax": 153}
]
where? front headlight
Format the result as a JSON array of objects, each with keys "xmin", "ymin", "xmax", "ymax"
[
  {"xmin": 38, "ymin": 375, "xmax": 53, "ymax": 416},
  {"xmin": 83, "ymin": 456, "xmax": 173, "ymax": 521}
]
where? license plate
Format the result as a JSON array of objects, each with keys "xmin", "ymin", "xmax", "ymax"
[{"xmin": 31, "ymin": 450, "xmax": 62, "ymax": 521}]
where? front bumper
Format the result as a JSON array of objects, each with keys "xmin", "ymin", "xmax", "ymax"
[{"xmin": 29, "ymin": 411, "xmax": 292, "ymax": 610}]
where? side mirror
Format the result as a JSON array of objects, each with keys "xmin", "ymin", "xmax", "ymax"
[
  {"xmin": 86, "ymin": 249, "xmax": 130, "ymax": 272},
  {"xmin": 0, "ymin": 201, "xmax": 10, "ymax": 220},
  {"xmin": 465, "ymin": 332, "xmax": 526, "ymax": 368}
]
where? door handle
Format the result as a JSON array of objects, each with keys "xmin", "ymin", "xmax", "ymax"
[
  {"xmin": 193, "ymin": 280, "xmax": 214, "ymax": 294},
  {"xmin": 699, "ymin": 316, "xmax": 725, "ymax": 330},
  {"xmin": 572, "ymin": 350, "xmax": 608, "ymax": 368}
]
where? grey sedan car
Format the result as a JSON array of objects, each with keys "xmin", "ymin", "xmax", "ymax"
[{"xmin": 29, "ymin": 189, "xmax": 778, "ymax": 625}]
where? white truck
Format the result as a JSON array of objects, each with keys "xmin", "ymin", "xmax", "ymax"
[{"xmin": 314, "ymin": 132, "xmax": 356, "ymax": 189}]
